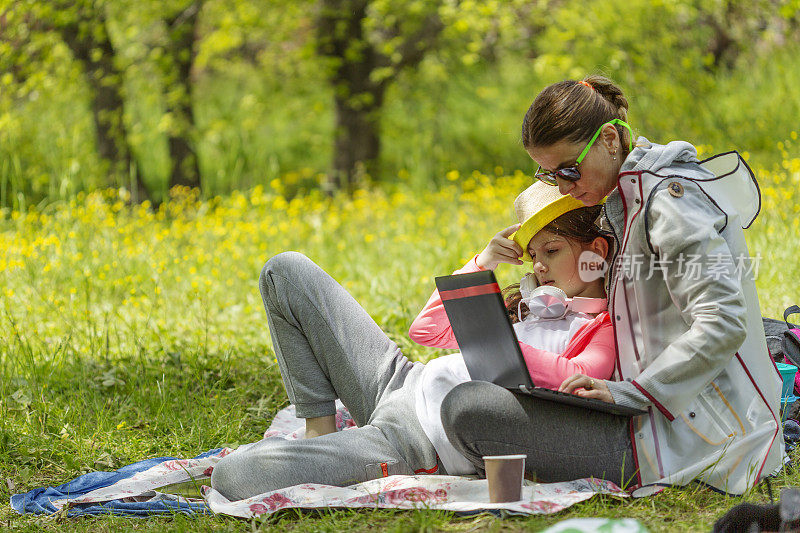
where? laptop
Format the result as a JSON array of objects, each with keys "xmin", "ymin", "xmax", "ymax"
[{"xmin": 434, "ymin": 270, "xmax": 646, "ymax": 417}]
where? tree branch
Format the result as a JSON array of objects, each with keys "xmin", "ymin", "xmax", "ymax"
[
  {"xmin": 372, "ymin": 12, "xmax": 443, "ymax": 86},
  {"xmin": 166, "ymin": 1, "xmax": 201, "ymax": 31},
  {"xmin": 392, "ymin": 13, "xmax": 443, "ymax": 70}
]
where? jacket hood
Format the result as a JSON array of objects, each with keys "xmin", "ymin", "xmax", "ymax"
[{"xmin": 620, "ymin": 136, "xmax": 699, "ymax": 174}]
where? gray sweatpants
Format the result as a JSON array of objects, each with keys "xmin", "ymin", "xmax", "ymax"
[
  {"xmin": 211, "ymin": 252, "xmax": 442, "ymax": 502},
  {"xmin": 441, "ymin": 381, "xmax": 637, "ymax": 487}
]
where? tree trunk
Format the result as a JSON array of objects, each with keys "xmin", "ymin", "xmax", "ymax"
[
  {"xmin": 317, "ymin": 0, "xmax": 442, "ymax": 193},
  {"xmin": 56, "ymin": 2, "xmax": 151, "ymax": 203},
  {"xmin": 330, "ymin": 86, "xmax": 385, "ymax": 193},
  {"xmin": 164, "ymin": 2, "xmax": 202, "ymax": 191}
]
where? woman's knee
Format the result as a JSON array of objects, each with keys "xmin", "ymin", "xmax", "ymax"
[
  {"xmin": 261, "ymin": 251, "xmax": 310, "ymax": 285},
  {"xmin": 259, "ymin": 252, "xmax": 320, "ymax": 303},
  {"xmin": 441, "ymin": 381, "xmax": 515, "ymax": 441}
]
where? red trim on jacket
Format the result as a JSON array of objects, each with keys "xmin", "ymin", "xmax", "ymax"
[
  {"xmin": 628, "ymin": 419, "xmax": 644, "ymax": 490},
  {"xmin": 609, "ymin": 172, "xmax": 651, "ymax": 484},
  {"xmin": 631, "ymin": 380, "xmax": 675, "ymax": 421},
  {"xmin": 621, "ymin": 280, "xmax": 642, "ymax": 364},
  {"xmin": 734, "ymin": 352, "xmax": 781, "ymax": 483}
]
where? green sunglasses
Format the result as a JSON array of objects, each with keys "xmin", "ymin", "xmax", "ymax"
[{"xmin": 534, "ymin": 119, "xmax": 634, "ymax": 186}]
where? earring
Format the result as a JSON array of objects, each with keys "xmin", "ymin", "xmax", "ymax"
[{"xmin": 611, "ymin": 149, "xmax": 617, "ymax": 161}]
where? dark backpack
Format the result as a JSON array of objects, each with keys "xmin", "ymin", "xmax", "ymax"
[
  {"xmin": 782, "ymin": 306, "xmax": 800, "ymax": 368},
  {"xmin": 764, "ymin": 308, "xmax": 800, "ymax": 364}
]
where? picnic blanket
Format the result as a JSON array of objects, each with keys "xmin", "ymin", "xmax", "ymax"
[{"xmin": 11, "ymin": 401, "xmax": 628, "ymax": 518}]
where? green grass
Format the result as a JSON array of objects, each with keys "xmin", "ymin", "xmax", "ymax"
[{"xmin": 1, "ymin": 167, "xmax": 800, "ymax": 531}]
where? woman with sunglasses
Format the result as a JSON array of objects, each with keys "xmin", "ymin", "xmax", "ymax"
[{"xmin": 441, "ymin": 75, "xmax": 783, "ymax": 496}]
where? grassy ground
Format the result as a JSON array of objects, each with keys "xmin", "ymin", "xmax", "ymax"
[{"xmin": 1, "ymin": 161, "xmax": 800, "ymax": 531}]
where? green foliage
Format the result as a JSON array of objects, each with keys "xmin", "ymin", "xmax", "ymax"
[{"xmin": 0, "ymin": 0, "xmax": 799, "ymax": 205}]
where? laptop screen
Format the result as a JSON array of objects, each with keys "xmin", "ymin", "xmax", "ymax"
[{"xmin": 435, "ymin": 271, "xmax": 535, "ymax": 390}]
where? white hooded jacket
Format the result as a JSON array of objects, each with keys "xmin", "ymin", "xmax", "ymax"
[{"xmin": 603, "ymin": 137, "xmax": 785, "ymax": 496}]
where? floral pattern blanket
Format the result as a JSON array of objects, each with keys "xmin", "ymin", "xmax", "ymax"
[{"xmin": 11, "ymin": 401, "xmax": 627, "ymax": 518}]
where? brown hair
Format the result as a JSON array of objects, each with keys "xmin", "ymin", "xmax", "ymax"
[
  {"xmin": 503, "ymin": 205, "xmax": 612, "ymax": 323},
  {"xmin": 521, "ymin": 75, "xmax": 631, "ymax": 159}
]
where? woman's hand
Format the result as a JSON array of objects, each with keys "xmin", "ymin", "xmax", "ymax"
[
  {"xmin": 476, "ymin": 224, "xmax": 523, "ymax": 271},
  {"xmin": 559, "ymin": 373, "xmax": 615, "ymax": 404}
]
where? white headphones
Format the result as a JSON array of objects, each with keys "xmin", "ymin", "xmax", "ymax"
[{"xmin": 518, "ymin": 274, "xmax": 607, "ymax": 320}]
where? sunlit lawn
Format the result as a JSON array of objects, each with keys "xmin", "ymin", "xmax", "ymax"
[{"xmin": 1, "ymin": 161, "xmax": 800, "ymax": 531}]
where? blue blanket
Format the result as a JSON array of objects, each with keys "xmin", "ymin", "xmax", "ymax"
[{"xmin": 10, "ymin": 449, "xmax": 222, "ymax": 517}]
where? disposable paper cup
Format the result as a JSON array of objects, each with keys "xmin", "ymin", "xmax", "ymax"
[{"xmin": 483, "ymin": 454, "xmax": 526, "ymax": 503}]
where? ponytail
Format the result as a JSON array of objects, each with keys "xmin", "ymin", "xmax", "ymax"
[{"xmin": 583, "ymin": 75, "xmax": 629, "ymax": 123}]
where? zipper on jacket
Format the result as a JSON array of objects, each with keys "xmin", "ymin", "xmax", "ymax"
[{"xmin": 601, "ymin": 202, "xmax": 623, "ymax": 296}]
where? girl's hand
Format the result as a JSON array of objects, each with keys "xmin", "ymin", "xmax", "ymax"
[
  {"xmin": 559, "ymin": 373, "xmax": 614, "ymax": 404},
  {"xmin": 476, "ymin": 224, "xmax": 523, "ymax": 271}
]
